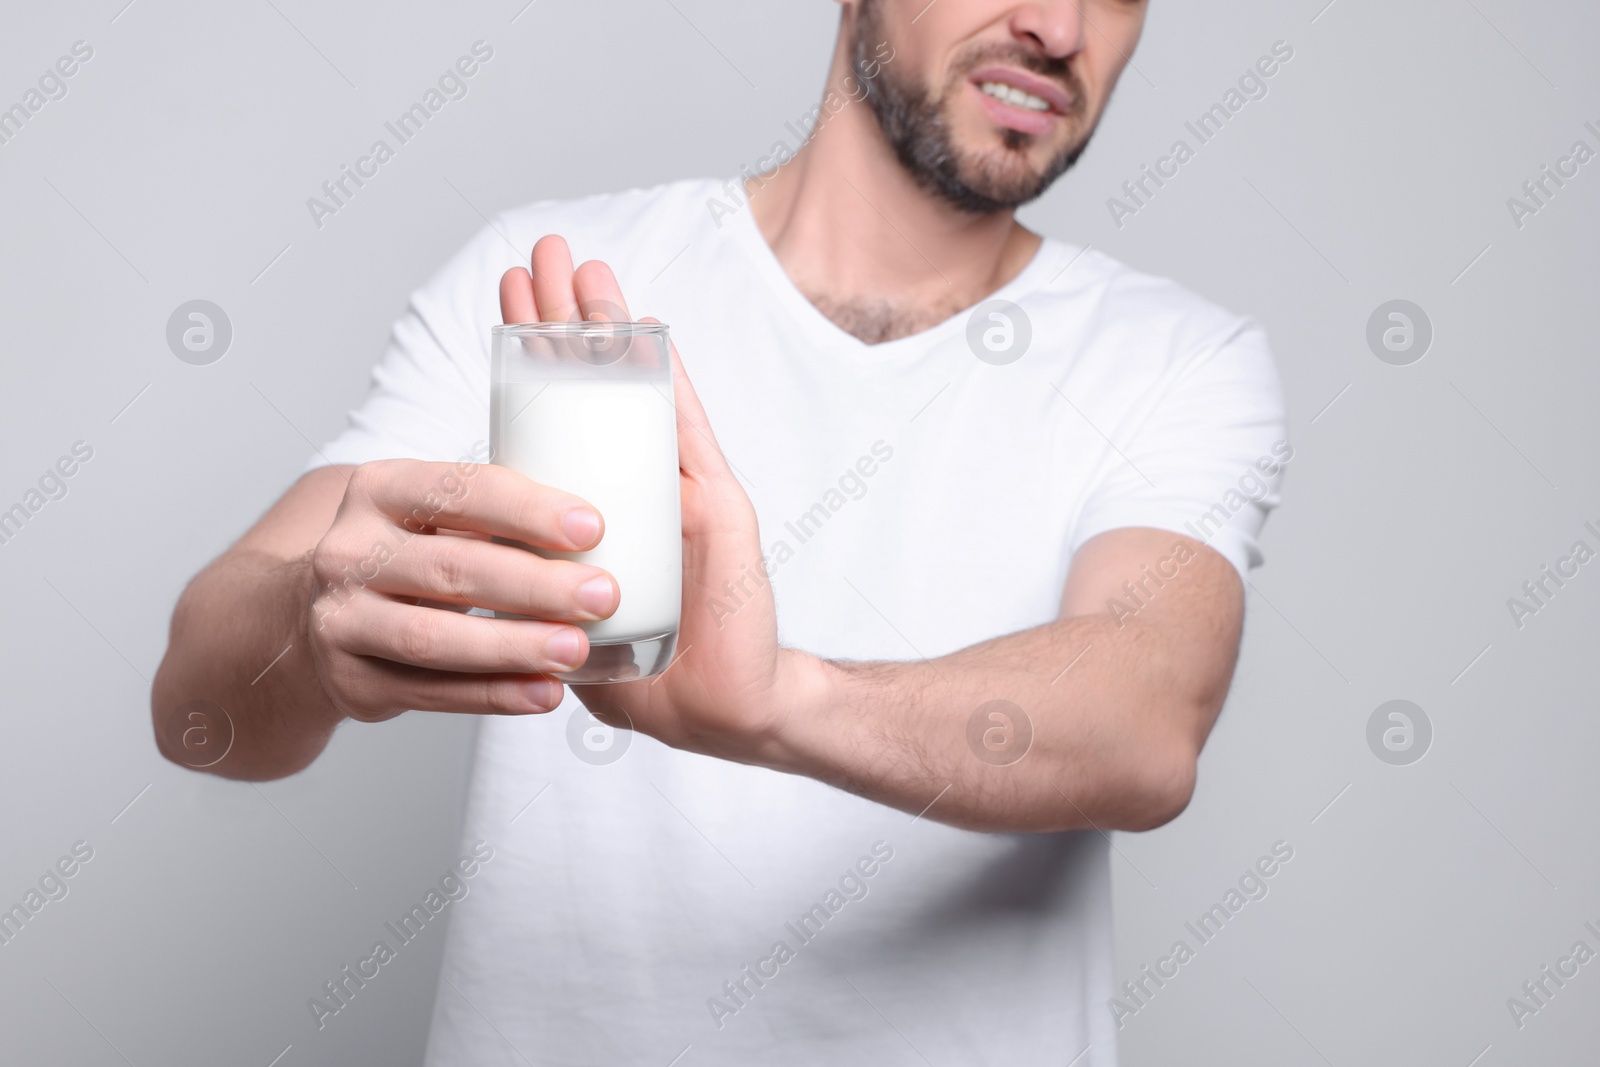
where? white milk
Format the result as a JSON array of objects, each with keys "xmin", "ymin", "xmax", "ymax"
[{"xmin": 491, "ymin": 379, "xmax": 681, "ymax": 644}]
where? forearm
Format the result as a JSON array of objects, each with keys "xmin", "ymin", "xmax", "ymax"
[
  {"xmin": 763, "ymin": 612, "xmax": 1213, "ymax": 834},
  {"xmin": 151, "ymin": 549, "xmax": 343, "ymax": 781}
]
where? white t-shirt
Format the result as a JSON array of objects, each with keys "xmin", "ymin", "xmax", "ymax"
[{"xmin": 308, "ymin": 177, "xmax": 1287, "ymax": 1066}]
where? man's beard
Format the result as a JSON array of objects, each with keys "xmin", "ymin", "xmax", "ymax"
[{"xmin": 850, "ymin": 2, "xmax": 1094, "ymax": 215}]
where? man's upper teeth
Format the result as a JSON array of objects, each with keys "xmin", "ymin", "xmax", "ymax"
[{"xmin": 981, "ymin": 81, "xmax": 1050, "ymax": 112}]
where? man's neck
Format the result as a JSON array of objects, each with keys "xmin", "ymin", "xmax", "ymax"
[{"xmin": 745, "ymin": 88, "xmax": 1042, "ymax": 346}]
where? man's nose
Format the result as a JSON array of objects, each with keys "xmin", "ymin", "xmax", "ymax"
[{"xmin": 1008, "ymin": 1, "xmax": 1088, "ymax": 58}]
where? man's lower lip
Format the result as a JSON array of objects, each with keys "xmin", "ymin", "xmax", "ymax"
[{"xmin": 970, "ymin": 83, "xmax": 1060, "ymax": 136}]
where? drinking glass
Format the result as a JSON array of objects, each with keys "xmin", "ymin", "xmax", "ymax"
[{"xmin": 490, "ymin": 321, "xmax": 681, "ymax": 683}]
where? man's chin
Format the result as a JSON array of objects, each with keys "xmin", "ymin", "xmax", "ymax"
[
  {"xmin": 968, "ymin": 130, "xmax": 1094, "ymax": 210},
  {"xmin": 948, "ymin": 155, "xmax": 1056, "ymax": 208}
]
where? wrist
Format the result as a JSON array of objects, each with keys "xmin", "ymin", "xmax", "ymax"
[{"xmin": 745, "ymin": 649, "xmax": 845, "ymax": 776}]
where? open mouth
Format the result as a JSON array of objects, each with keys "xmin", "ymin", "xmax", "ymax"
[
  {"xmin": 978, "ymin": 80, "xmax": 1053, "ymax": 112},
  {"xmin": 966, "ymin": 65, "xmax": 1072, "ymax": 136}
]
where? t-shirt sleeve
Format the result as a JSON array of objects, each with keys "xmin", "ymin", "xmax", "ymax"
[
  {"xmin": 1068, "ymin": 316, "xmax": 1290, "ymax": 581},
  {"xmin": 305, "ymin": 219, "xmax": 514, "ymax": 471}
]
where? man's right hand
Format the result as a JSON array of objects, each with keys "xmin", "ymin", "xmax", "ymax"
[
  {"xmin": 151, "ymin": 454, "xmax": 621, "ymax": 780},
  {"xmin": 304, "ymin": 459, "xmax": 621, "ymax": 722},
  {"xmin": 152, "ymin": 236, "xmax": 650, "ymax": 779}
]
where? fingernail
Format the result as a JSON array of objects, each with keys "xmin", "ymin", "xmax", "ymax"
[
  {"xmin": 562, "ymin": 508, "xmax": 600, "ymax": 547},
  {"xmin": 575, "ymin": 576, "xmax": 616, "ymax": 617},
  {"xmin": 526, "ymin": 679, "xmax": 563, "ymax": 710},
  {"xmin": 547, "ymin": 628, "xmax": 585, "ymax": 672}
]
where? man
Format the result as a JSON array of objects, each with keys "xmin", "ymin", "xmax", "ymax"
[{"xmin": 154, "ymin": 0, "xmax": 1287, "ymax": 1062}]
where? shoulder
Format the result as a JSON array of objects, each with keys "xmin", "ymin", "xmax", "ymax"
[
  {"xmin": 498, "ymin": 177, "xmax": 725, "ymax": 270},
  {"xmin": 1042, "ymin": 242, "xmax": 1259, "ymax": 350},
  {"xmin": 1028, "ymin": 240, "xmax": 1279, "ymax": 390},
  {"xmin": 413, "ymin": 177, "xmax": 726, "ymax": 316}
]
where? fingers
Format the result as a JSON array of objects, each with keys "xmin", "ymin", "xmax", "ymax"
[
  {"xmin": 572, "ymin": 259, "xmax": 631, "ymax": 321},
  {"xmin": 524, "ymin": 234, "xmax": 632, "ymax": 324},
  {"xmin": 350, "ymin": 460, "xmax": 604, "ymax": 551},
  {"xmin": 366, "ymin": 534, "xmax": 619, "ymax": 623},
  {"xmin": 338, "ymin": 657, "xmax": 568, "ymax": 719},
  {"xmin": 337, "ymin": 595, "xmax": 590, "ymax": 675},
  {"xmin": 532, "ymin": 235, "xmax": 580, "ymax": 323},
  {"xmin": 500, "ymin": 266, "xmax": 537, "ymax": 323},
  {"xmin": 657, "ymin": 326, "xmax": 732, "ymax": 481}
]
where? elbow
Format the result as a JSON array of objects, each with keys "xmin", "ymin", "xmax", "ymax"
[
  {"xmin": 149, "ymin": 658, "xmax": 202, "ymax": 772},
  {"xmin": 149, "ymin": 643, "xmax": 238, "ymax": 778},
  {"xmin": 150, "ymin": 640, "xmax": 181, "ymax": 766},
  {"xmin": 151, "ymin": 586, "xmax": 204, "ymax": 771},
  {"xmin": 150, "ymin": 581, "xmax": 241, "ymax": 778},
  {"xmin": 1116, "ymin": 736, "xmax": 1199, "ymax": 832}
]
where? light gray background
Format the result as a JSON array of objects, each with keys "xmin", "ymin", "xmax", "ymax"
[{"xmin": 2, "ymin": 0, "xmax": 1596, "ymax": 1064}]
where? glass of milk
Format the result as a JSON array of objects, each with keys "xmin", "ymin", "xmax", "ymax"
[{"xmin": 490, "ymin": 320, "xmax": 681, "ymax": 683}]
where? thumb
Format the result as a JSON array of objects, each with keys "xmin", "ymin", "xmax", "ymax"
[{"xmin": 640, "ymin": 318, "xmax": 735, "ymax": 486}]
